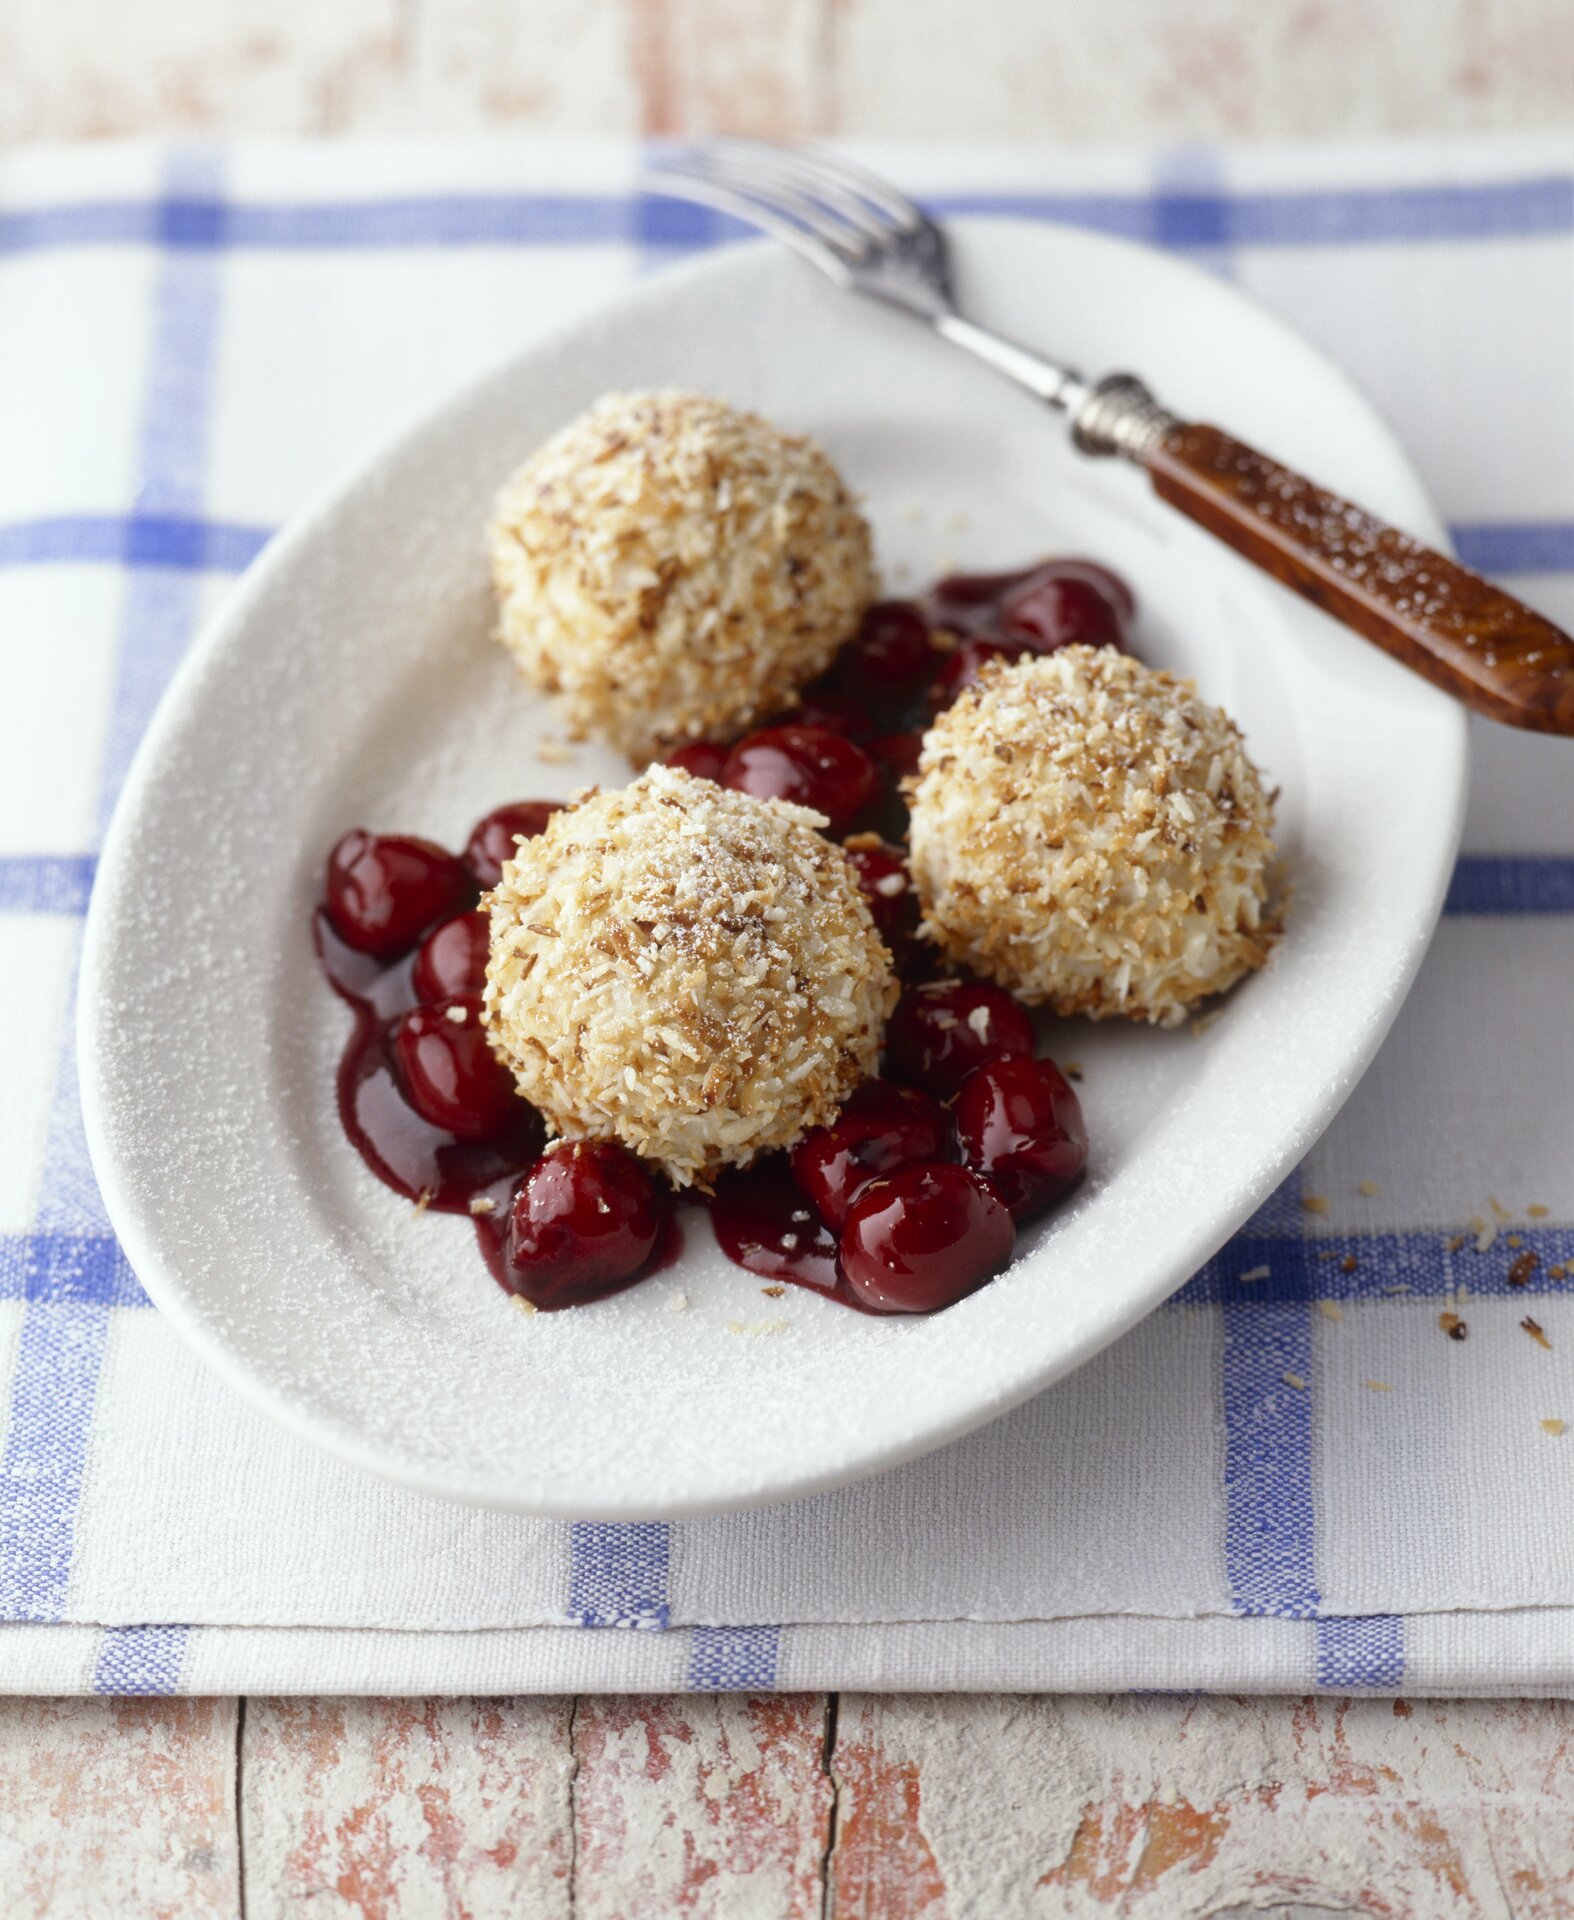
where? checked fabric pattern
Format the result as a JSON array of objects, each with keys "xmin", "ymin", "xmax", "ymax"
[{"xmin": 1, "ymin": 135, "xmax": 1572, "ymax": 1696}]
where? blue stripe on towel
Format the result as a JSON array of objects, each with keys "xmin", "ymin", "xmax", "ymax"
[
  {"xmin": 0, "ymin": 857, "xmax": 97, "ymax": 915},
  {"xmin": 1, "ymin": 511, "xmax": 1568, "ymax": 583},
  {"xmin": 93, "ymin": 1625, "xmax": 191, "ymax": 1695},
  {"xmin": 4, "ymin": 849, "xmax": 1569, "ymax": 933},
  {"xmin": 0, "ymin": 1235, "xmax": 150, "ymax": 1307},
  {"xmin": 568, "ymin": 1523, "xmax": 671, "ymax": 1629},
  {"xmin": 1445, "ymin": 856, "xmax": 1574, "ymax": 915},
  {"xmin": 1178, "ymin": 1225, "xmax": 1574, "ymax": 1306},
  {"xmin": 688, "ymin": 1625, "xmax": 782, "ymax": 1691},
  {"xmin": 1451, "ymin": 520, "xmax": 1574, "ymax": 575},
  {"xmin": 3, "ymin": 174, "xmax": 1569, "ymax": 260},
  {"xmin": 1317, "ymin": 1615, "xmax": 1405, "ymax": 1690},
  {"xmin": 0, "ymin": 513, "xmax": 269, "ymax": 573},
  {"xmin": 0, "ymin": 1302, "xmax": 114, "ymax": 1619},
  {"xmin": 1220, "ymin": 1295, "xmax": 1322, "ymax": 1618}
]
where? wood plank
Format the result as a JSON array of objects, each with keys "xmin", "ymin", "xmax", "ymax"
[
  {"xmin": 826, "ymin": 0, "xmax": 1574, "ymax": 143},
  {"xmin": 406, "ymin": 0, "xmax": 635, "ymax": 135},
  {"xmin": 826, "ymin": 1693, "xmax": 1574, "ymax": 1918},
  {"xmin": 4, "ymin": 0, "xmax": 1568, "ymax": 143},
  {"xmin": 572, "ymin": 1692, "xmax": 833, "ymax": 1919},
  {"xmin": 625, "ymin": 0, "xmax": 829, "ymax": 137},
  {"xmin": 0, "ymin": 1696, "xmax": 240, "ymax": 1920},
  {"xmin": 240, "ymin": 1696, "xmax": 573, "ymax": 1920},
  {"xmin": 0, "ymin": 0, "xmax": 404, "ymax": 141}
]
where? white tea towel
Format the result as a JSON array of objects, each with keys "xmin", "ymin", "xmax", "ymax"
[{"xmin": 2, "ymin": 133, "xmax": 1572, "ymax": 1696}]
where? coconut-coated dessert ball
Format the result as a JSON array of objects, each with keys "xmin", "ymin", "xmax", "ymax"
[
  {"xmin": 489, "ymin": 390, "xmax": 875, "ymax": 765},
  {"xmin": 483, "ymin": 766, "xmax": 897, "ymax": 1186},
  {"xmin": 908, "ymin": 647, "xmax": 1277, "ymax": 1026}
]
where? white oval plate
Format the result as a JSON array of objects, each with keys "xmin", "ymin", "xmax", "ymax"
[{"xmin": 81, "ymin": 219, "xmax": 1467, "ymax": 1518}]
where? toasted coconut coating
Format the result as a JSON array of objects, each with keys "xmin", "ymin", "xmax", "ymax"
[
  {"xmin": 908, "ymin": 647, "xmax": 1278, "ymax": 1027},
  {"xmin": 489, "ymin": 390, "xmax": 876, "ymax": 765},
  {"xmin": 483, "ymin": 766, "xmax": 897, "ymax": 1185}
]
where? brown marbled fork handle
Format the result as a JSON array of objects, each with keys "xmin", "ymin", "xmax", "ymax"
[{"xmin": 1074, "ymin": 379, "xmax": 1574, "ymax": 734}]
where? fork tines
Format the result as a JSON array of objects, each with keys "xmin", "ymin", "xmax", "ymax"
[{"xmin": 642, "ymin": 138, "xmax": 935, "ymax": 277}]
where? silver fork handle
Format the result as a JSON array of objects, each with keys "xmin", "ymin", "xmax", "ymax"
[{"xmin": 928, "ymin": 310, "xmax": 1181, "ymax": 464}]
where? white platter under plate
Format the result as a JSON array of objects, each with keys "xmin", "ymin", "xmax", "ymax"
[{"xmin": 81, "ymin": 218, "xmax": 1468, "ymax": 1518}]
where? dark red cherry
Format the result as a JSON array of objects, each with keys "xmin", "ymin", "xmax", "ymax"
[
  {"xmin": 412, "ymin": 911, "xmax": 489, "ymax": 1003},
  {"xmin": 953, "ymin": 1055, "xmax": 1088, "ymax": 1220},
  {"xmin": 325, "ymin": 830, "xmax": 471, "ymax": 958},
  {"xmin": 790, "ymin": 1079, "xmax": 953, "ymax": 1229},
  {"xmin": 1042, "ymin": 558, "xmax": 1136, "ymax": 619},
  {"xmin": 999, "ymin": 571, "xmax": 1123, "ymax": 653},
  {"xmin": 665, "ymin": 741, "xmax": 730, "ymax": 782},
  {"xmin": 926, "ymin": 637, "xmax": 1028, "ymax": 711},
  {"xmin": 392, "ymin": 996, "xmax": 518, "ymax": 1141},
  {"xmin": 844, "ymin": 601, "xmax": 933, "ymax": 689},
  {"xmin": 886, "ymin": 980, "xmax": 1036, "ymax": 1098},
  {"xmin": 929, "ymin": 565, "xmax": 1039, "ymax": 611},
  {"xmin": 840, "ymin": 1162, "xmax": 1014, "ymax": 1313},
  {"xmin": 787, "ymin": 674, "xmax": 882, "ymax": 740},
  {"xmin": 463, "ymin": 801, "xmax": 563, "ymax": 889},
  {"xmin": 721, "ymin": 725, "xmax": 879, "ymax": 831},
  {"xmin": 843, "ymin": 838, "xmax": 920, "ymax": 951},
  {"xmin": 868, "ymin": 730, "xmax": 924, "ymax": 779},
  {"xmin": 506, "ymin": 1141, "xmax": 663, "ymax": 1309}
]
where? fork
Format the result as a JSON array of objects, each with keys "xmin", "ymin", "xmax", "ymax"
[{"xmin": 642, "ymin": 140, "xmax": 1574, "ymax": 736}]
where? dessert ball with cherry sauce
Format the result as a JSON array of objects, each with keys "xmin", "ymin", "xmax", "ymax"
[
  {"xmin": 483, "ymin": 767, "xmax": 895, "ymax": 1190},
  {"xmin": 641, "ymin": 568, "xmax": 1114, "ymax": 1311}
]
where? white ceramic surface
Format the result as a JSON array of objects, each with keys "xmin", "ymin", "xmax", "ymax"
[{"xmin": 80, "ymin": 220, "xmax": 1468, "ymax": 1517}]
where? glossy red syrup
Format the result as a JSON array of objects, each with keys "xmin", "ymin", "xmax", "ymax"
[
  {"xmin": 926, "ymin": 558, "xmax": 1134, "ymax": 638},
  {"xmin": 840, "ymin": 599, "xmax": 935, "ymax": 690},
  {"xmin": 317, "ymin": 556, "xmax": 1126, "ymax": 1315},
  {"xmin": 842, "ymin": 838, "xmax": 920, "ymax": 955},
  {"xmin": 664, "ymin": 741, "xmax": 730, "ymax": 782},
  {"xmin": 326, "ymin": 831, "xmax": 471, "ymax": 957},
  {"xmin": 706, "ymin": 1156, "xmax": 867, "ymax": 1308},
  {"xmin": 392, "ymin": 996, "xmax": 520, "ymax": 1141},
  {"xmin": 315, "ymin": 907, "xmax": 546, "ymax": 1216}
]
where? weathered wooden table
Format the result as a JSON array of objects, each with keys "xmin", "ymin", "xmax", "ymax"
[
  {"xmin": 5, "ymin": 1693, "xmax": 1574, "ymax": 1914},
  {"xmin": 4, "ymin": 5, "xmax": 1572, "ymax": 1913}
]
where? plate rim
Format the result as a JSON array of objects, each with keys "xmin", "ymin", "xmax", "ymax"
[{"xmin": 79, "ymin": 215, "xmax": 1470, "ymax": 1516}]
